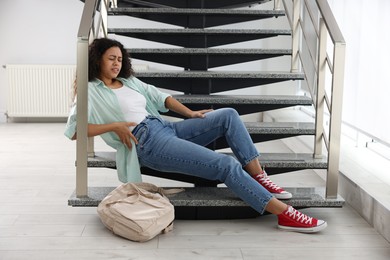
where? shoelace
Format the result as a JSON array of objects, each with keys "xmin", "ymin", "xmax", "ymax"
[
  {"xmin": 255, "ymin": 173, "xmax": 282, "ymax": 191},
  {"xmin": 286, "ymin": 207, "xmax": 313, "ymax": 224}
]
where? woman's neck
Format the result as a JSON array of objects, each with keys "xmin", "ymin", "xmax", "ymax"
[{"xmin": 101, "ymin": 78, "xmax": 122, "ymax": 89}]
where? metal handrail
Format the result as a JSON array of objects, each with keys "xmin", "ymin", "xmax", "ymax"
[
  {"xmin": 77, "ymin": 0, "xmax": 98, "ymax": 39},
  {"xmin": 316, "ymin": 0, "xmax": 345, "ymax": 43},
  {"xmin": 281, "ymin": 0, "xmax": 346, "ymax": 199},
  {"xmin": 75, "ymin": 0, "xmax": 110, "ymax": 197}
]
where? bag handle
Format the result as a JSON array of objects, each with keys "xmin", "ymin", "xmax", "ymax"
[
  {"xmin": 104, "ymin": 183, "xmax": 184, "ymax": 206},
  {"xmin": 133, "ymin": 183, "xmax": 184, "ymax": 198}
]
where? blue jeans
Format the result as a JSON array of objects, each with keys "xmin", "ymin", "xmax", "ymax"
[{"xmin": 132, "ymin": 108, "xmax": 273, "ymax": 214}]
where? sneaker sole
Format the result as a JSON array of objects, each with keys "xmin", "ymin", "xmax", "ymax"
[
  {"xmin": 273, "ymin": 192, "xmax": 293, "ymax": 200},
  {"xmin": 278, "ymin": 221, "xmax": 327, "ymax": 233}
]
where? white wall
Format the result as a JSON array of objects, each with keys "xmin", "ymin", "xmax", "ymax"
[
  {"xmin": 328, "ymin": 0, "xmax": 390, "ymax": 145},
  {"xmin": 0, "ymin": 0, "xmax": 293, "ymax": 123},
  {"xmin": 0, "ymin": 0, "xmax": 84, "ymax": 123}
]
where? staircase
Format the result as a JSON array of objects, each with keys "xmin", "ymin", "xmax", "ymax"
[{"xmin": 69, "ymin": 0, "xmax": 345, "ymax": 219}]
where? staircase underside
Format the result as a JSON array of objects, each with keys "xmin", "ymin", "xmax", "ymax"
[
  {"xmin": 116, "ymin": 0, "xmax": 272, "ymax": 8},
  {"xmin": 108, "ymin": 28, "xmax": 290, "ymax": 48},
  {"xmin": 128, "ymin": 48, "xmax": 291, "ymax": 69},
  {"xmin": 109, "ymin": 8, "xmax": 285, "ymax": 28},
  {"xmin": 68, "ymin": 186, "xmax": 344, "ymax": 219}
]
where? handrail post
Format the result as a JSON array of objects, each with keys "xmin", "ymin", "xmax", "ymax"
[
  {"xmin": 76, "ymin": 39, "xmax": 89, "ymax": 198},
  {"xmin": 88, "ymin": 137, "xmax": 95, "ymax": 157},
  {"xmin": 291, "ymin": 0, "xmax": 301, "ymax": 73},
  {"xmin": 314, "ymin": 18, "xmax": 327, "ymax": 159},
  {"xmin": 326, "ymin": 41, "xmax": 346, "ymax": 199},
  {"xmin": 96, "ymin": 0, "xmax": 109, "ymax": 38},
  {"xmin": 274, "ymin": 0, "xmax": 281, "ymax": 10},
  {"xmin": 75, "ymin": 0, "xmax": 99, "ymax": 198},
  {"xmin": 111, "ymin": 0, "xmax": 117, "ymax": 8},
  {"xmin": 88, "ymin": 0, "xmax": 110, "ymax": 156}
]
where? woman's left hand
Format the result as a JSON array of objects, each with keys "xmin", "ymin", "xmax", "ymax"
[
  {"xmin": 188, "ymin": 109, "xmax": 213, "ymax": 118},
  {"xmin": 164, "ymin": 96, "xmax": 212, "ymax": 119}
]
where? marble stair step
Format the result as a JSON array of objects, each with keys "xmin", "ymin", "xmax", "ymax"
[
  {"xmin": 68, "ymin": 186, "xmax": 344, "ymax": 219},
  {"xmin": 109, "ymin": 8, "xmax": 285, "ymax": 28},
  {"xmin": 242, "ymin": 121, "xmax": 315, "ymax": 144},
  {"xmin": 87, "ymin": 152, "xmax": 327, "ymax": 176},
  {"xmin": 128, "ymin": 48, "xmax": 291, "ymax": 68},
  {"xmin": 108, "ymin": 28, "xmax": 290, "ymax": 48},
  {"xmin": 168, "ymin": 94, "xmax": 312, "ymax": 114},
  {"xmin": 148, "ymin": 121, "xmax": 314, "ymax": 148},
  {"xmin": 134, "ymin": 71, "xmax": 304, "ymax": 94},
  {"xmin": 136, "ymin": 153, "xmax": 327, "ymax": 184}
]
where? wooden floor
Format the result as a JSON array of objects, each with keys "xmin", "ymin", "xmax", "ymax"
[{"xmin": 0, "ymin": 123, "xmax": 389, "ymax": 260}]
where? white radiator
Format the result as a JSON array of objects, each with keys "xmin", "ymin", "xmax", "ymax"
[{"xmin": 6, "ymin": 64, "xmax": 76, "ymax": 117}]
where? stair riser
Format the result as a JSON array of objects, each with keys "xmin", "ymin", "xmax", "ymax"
[
  {"xmin": 135, "ymin": 77, "xmax": 302, "ymax": 94},
  {"xmin": 109, "ymin": 31, "xmax": 288, "ymax": 48},
  {"xmin": 164, "ymin": 104, "xmax": 310, "ymax": 116},
  {"xmin": 130, "ymin": 53, "xmax": 289, "ymax": 69},
  {"xmin": 110, "ymin": 13, "xmax": 281, "ymax": 28}
]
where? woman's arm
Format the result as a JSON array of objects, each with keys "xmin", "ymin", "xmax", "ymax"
[
  {"xmin": 164, "ymin": 96, "xmax": 212, "ymax": 118},
  {"xmin": 87, "ymin": 122, "xmax": 138, "ymax": 149}
]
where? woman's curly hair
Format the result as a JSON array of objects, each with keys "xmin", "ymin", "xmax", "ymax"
[
  {"xmin": 71, "ymin": 38, "xmax": 134, "ymax": 101},
  {"xmin": 88, "ymin": 38, "xmax": 134, "ymax": 81}
]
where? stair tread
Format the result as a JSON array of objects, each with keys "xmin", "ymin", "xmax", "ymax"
[
  {"xmin": 108, "ymin": 28, "xmax": 291, "ymax": 35},
  {"xmin": 109, "ymin": 7, "xmax": 285, "ymax": 16},
  {"xmin": 88, "ymin": 152, "xmax": 327, "ymax": 169},
  {"xmin": 248, "ymin": 153, "xmax": 327, "ymax": 168},
  {"xmin": 128, "ymin": 48, "xmax": 292, "ymax": 55},
  {"xmin": 244, "ymin": 122, "xmax": 314, "ymax": 134},
  {"xmin": 68, "ymin": 186, "xmax": 344, "ymax": 208},
  {"xmin": 172, "ymin": 94, "xmax": 311, "ymax": 104},
  {"xmin": 134, "ymin": 70, "xmax": 304, "ymax": 79}
]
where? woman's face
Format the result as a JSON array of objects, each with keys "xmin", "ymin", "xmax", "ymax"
[{"xmin": 99, "ymin": 46, "xmax": 123, "ymax": 81}]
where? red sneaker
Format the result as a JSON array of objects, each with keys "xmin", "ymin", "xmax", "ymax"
[
  {"xmin": 253, "ymin": 171, "xmax": 292, "ymax": 199},
  {"xmin": 278, "ymin": 206, "xmax": 327, "ymax": 233}
]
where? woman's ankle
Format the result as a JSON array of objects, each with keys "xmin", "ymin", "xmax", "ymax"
[{"xmin": 265, "ymin": 198, "xmax": 288, "ymax": 215}]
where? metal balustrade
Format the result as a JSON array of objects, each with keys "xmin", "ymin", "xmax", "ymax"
[{"xmin": 279, "ymin": 0, "xmax": 346, "ymax": 198}]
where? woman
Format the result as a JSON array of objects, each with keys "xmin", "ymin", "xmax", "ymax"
[{"xmin": 65, "ymin": 38, "xmax": 327, "ymax": 233}]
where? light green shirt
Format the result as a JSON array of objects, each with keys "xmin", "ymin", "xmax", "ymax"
[{"xmin": 64, "ymin": 76, "xmax": 171, "ymax": 183}]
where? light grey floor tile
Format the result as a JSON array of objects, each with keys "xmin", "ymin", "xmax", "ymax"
[
  {"xmin": 0, "ymin": 248, "xmax": 243, "ymax": 260},
  {"xmin": 1, "ymin": 122, "xmax": 389, "ymax": 260},
  {"xmin": 0, "ymin": 224, "xmax": 85, "ymax": 237},
  {"xmin": 158, "ymin": 234, "xmax": 390, "ymax": 249},
  {"xmin": 14, "ymin": 214, "xmax": 101, "ymax": 225},
  {"xmin": 0, "ymin": 236, "xmax": 157, "ymax": 250},
  {"xmin": 0, "ymin": 215, "xmax": 18, "ymax": 226},
  {"xmin": 242, "ymin": 248, "xmax": 390, "ymax": 260}
]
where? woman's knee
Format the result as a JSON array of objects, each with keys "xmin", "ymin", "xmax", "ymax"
[
  {"xmin": 216, "ymin": 155, "xmax": 246, "ymax": 182},
  {"xmin": 215, "ymin": 108, "xmax": 240, "ymax": 125},
  {"xmin": 219, "ymin": 107, "xmax": 239, "ymax": 118}
]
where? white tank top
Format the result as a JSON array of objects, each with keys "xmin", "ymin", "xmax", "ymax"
[{"xmin": 112, "ymin": 86, "xmax": 149, "ymax": 131}]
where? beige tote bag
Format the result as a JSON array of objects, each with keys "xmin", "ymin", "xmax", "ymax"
[{"xmin": 97, "ymin": 182, "xmax": 183, "ymax": 242}]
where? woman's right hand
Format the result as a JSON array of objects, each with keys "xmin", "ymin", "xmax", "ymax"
[{"xmin": 113, "ymin": 122, "xmax": 138, "ymax": 149}]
